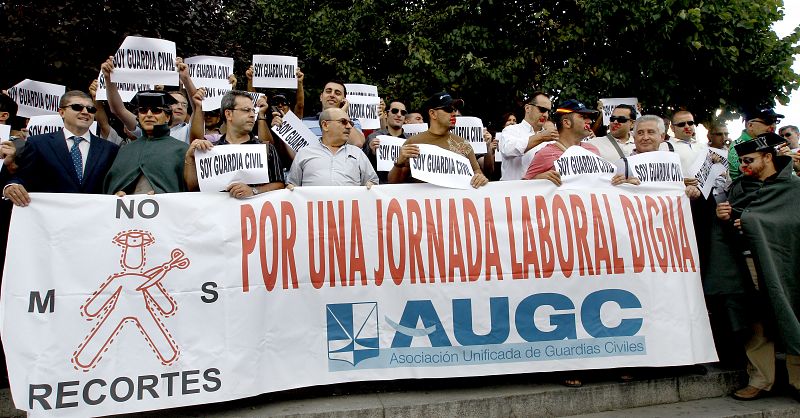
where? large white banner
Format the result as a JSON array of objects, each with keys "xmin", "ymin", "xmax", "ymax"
[
  {"xmin": 344, "ymin": 84, "xmax": 380, "ymax": 130},
  {"xmin": 110, "ymin": 36, "xmax": 178, "ymax": 86},
  {"xmin": 185, "ymin": 56, "xmax": 235, "ymax": 111},
  {"xmin": 194, "ymin": 144, "xmax": 270, "ymax": 192},
  {"xmin": 252, "ymin": 55, "xmax": 297, "ymax": 89},
  {"xmin": 2, "ymin": 180, "xmax": 716, "ymax": 417},
  {"xmin": 6, "ymin": 79, "xmax": 66, "ymax": 117}
]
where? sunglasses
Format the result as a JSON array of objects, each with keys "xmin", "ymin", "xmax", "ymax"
[
  {"xmin": 325, "ymin": 118, "xmax": 354, "ymax": 127},
  {"xmin": 436, "ymin": 105, "xmax": 456, "ymax": 113},
  {"xmin": 534, "ymin": 105, "xmax": 551, "ymax": 113},
  {"xmin": 609, "ymin": 116, "xmax": 631, "ymax": 123},
  {"xmin": 390, "ymin": 108, "xmax": 408, "ymax": 116},
  {"xmin": 137, "ymin": 106, "xmax": 167, "ymax": 115},
  {"xmin": 674, "ymin": 121, "xmax": 695, "ymax": 127},
  {"xmin": 710, "ymin": 132, "xmax": 729, "ymax": 136},
  {"xmin": 62, "ymin": 103, "xmax": 97, "ymax": 114},
  {"xmin": 782, "ymin": 132, "xmax": 794, "ymax": 138},
  {"xmin": 739, "ymin": 156, "xmax": 758, "ymax": 165}
]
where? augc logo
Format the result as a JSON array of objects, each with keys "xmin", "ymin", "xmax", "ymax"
[{"xmin": 326, "ymin": 302, "xmax": 380, "ymax": 365}]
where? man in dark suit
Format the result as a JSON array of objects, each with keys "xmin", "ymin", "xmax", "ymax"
[{"xmin": 2, "ymin": 90, "xmax": 119, "ymax": 206}]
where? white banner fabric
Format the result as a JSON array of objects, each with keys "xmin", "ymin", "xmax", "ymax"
[
  {"xmin": 252, "ymin": 55, "xmax": 298, "ymax": 89},
  {"xmin": 452, "ymin": 117, "xmax": 487, "ymax": 154},
  {"xmin": 6, "ymin": 79, "xmax": 66, "ymax": 117},
  {"xmin": 110, "ymin": 36, "xmax": 178, "ymax": 86},
  {"xmin": 194, "ymin": 144, "xmax": 270, "ymax": 192},
  {"xmin": 2, "ymin": 180, "xmax": 716, "ymax": 417}
]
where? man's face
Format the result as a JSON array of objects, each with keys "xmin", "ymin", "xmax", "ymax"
[
  {"xmin": 609, "ymin": 108, "xmax": 634, "ymax": 140},
  {"xmin": 322, "ymin": 108, "xmax": 351, "ymax": 144},
  {"xmin": 780, "ymin": 128, "xmax": 799, "ymax": 148},
  {"xmin": 707, "ymin": 126, "xmax": 730, "ymax": 148},
  {"xmin": 387, "ymin": 102, "xmax": 406, "ymax": 130},
  {"xmin": 169, "ymin": 93, "xmax": 188, "ymax": 125},
  {"xmin": 568, "ymin": 112, "xmax": 593, "ymax": 136},
  {"xmin": 739, "ymin": 151, "xmax": 771, "ymax": 179},
  {"xmin": 634, "ymin": 120, "xmax": 665, "ymax": 153},
  {"xmin": 137, "ymin": 105, "xmax": 170, "ymax": 133},
  {"xmin": 320, "ymin": 82, "xmax": 345, "ymax": 110},
  {"xmin": 747, "ymin": 119, "xmax": 774, "ymax": 137},
  {"xmin": 226, "ymin": 96, "xmax": 256, "ymax": 133},
  {"xmin": 526, "ymin": 95, "xmax": 552, "ymax": 129},
  {"xmin": 671, "ymin": 112, "xmax": 695, "ymax": 140},
  {"xmin": 59, "ymin": 97, "xmax": 95, "ymax": 133},
  {"xmin": 430, "ymin": 104, "xmax": 458, "ymax": 129},
  {"xmin": 204, "ymin": 112, "xmax": 221, "ymax": 129},
  {"xmin": 405, "ymin": 113, "xmax": 424, "ymax": 124}
]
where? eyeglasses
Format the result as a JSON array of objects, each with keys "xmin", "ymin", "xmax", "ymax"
[
  {"xmin": 61, "ymin": 103, "xmax": 97, "ymax": 114},
  {"xmin": 325, "ymin": 118, "xmax": 354, "ymax": 127},
  {"xmin": 435, "ymin": 105, "xmax": 455, "ymax": 113},
  {"xmin": 674, "ymin": 121, "xmax": 695, "ymax": 127},
  {"xmin": 609, "ymin": 116, "xmax": 632, "ymax": 123},
  {"xmin": 390, "ymin": 108, "xmax": 408, "ymax": 116},
  {"xmin": 137, "ymin": 106, "xmax": 166, "ymax": 115},
  {"xmin": 233, "ymin": 107, "xmax": 257, "ymax": 114},
  {"xmin": 739, "ymin": 156, "xmax": 758, "ymax": 165},
  {"xmin": 710, "ymin": 132, "xmax": 729, "ymax": 136},
  {"xmin": 534, "ymin": 105, "xmax": 551, "ymax": 114}
]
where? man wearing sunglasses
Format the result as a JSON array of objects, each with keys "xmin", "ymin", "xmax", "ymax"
[
  {"xmin": 2, "ymin": 91, "xmax": 119, "ymax": 207},
  {"xmin": 667, "ymin": 110, "xmax": 708, "ymax": 178},
  {"xmin": 586, "ymin": 104, "xmax": 636, "ymax": 162},
  {"xmin": 364, "ymin": 101, "xmax": 410, "ymax": 182},
  {"xmin": 389, "ymin": 92, "xmax": 488, "ymax": 188},
  {"xmin": 104, "ymin": 91, "xmax": 191, "ymax": 195},
  {"xmin": 779, "ymin": 125, "xmax": 799, "ymax": 151},
  {"xmin": 713, "ymin": 132, "xmax": 800, "ymax": 401},
  {"xmin": 499, "ymin": 92, "xmax": 559, "ymax": 181},
  {"xmin": 729, "ymin": 108, "xmax": 784, "ymax": 181}
]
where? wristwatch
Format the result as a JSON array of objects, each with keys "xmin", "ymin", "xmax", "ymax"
[
  {"xmin": 251, "ymin": 187, "xmax": 259, "ymax": 196},
  {"xmin": 257, "ymin": 116, "xmax": 268, "ymax": 121}
]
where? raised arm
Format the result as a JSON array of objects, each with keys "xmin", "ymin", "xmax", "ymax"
[
  {"xmin": 101, "ymin": 56, "xmax": 137, "ymax": 131},
  {"xmin": 294, "ymin": 68, "xmax": 305, "ymax": 117}
]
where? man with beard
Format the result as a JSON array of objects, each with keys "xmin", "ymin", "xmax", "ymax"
[
  {"xmin": 713, "ymin": 132, "xmax": 800, "ymax": 401},
  {"xmin": 389, "ymin": 92, "xmax": 488, "ymax": 188},
  {"xmin": 587, "ymin": 104, "xmax": 636, "ymax": 161},
  {"xmin": 498, "ymin": 92, "xmax": 559, "ymax": 180}
]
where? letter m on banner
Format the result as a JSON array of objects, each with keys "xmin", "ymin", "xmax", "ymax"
[{"xmin": 326, "ymin": 302, "xmax": 379, "ymax": 366}]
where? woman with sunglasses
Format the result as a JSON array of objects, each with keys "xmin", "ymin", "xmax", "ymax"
[{"xmin": 103, "ymin": 91, "xmax": 191, "ymax": 195}]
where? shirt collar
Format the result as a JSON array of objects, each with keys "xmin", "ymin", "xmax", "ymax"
[{"xmin": 62, "ymin": 127, "xmax": 91, "ymax": 142}]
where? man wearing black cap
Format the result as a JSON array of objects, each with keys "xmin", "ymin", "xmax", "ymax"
[
  {"xmin": 388, "ymin": 92, "xmax": 488, "ymax": 188},
  {"xmin": 728, "ymin": 108, "xmax": 784, "ymax": 181},
  {"xmin": 103, "ymin": 90, "xmax": 191, "ymax": 194},
  {"xmin": 522, "ymin": 99, "xmax": 600, "ymax": 184},
  {"xmin": 713, "ymin": 132, "xmax": 800, "ymax": 400}
]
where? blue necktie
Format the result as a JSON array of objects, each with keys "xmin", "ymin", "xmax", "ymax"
[{"xmin": 70, "ymin": 136, "xmax": 84, "ymax": 183}]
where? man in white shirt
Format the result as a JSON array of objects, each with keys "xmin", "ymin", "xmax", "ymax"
[
  {"xmin": 669, "ymin": 110, "xmax": 708, "ymax": 176},
  {"xmin": 498, "ymin": 92, "xmax": 559, "ymax": 180},
  {"xmin": 586, "ymin": 104, "xmax": 636, "ymax": 161}
]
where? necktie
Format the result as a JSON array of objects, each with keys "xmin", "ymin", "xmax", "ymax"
[{"xmin": 70, "ymin": 136, "xmax": 84, "ymax": 183}]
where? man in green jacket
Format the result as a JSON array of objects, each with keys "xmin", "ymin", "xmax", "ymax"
[
  {"xmin": 728, "ymin": 108, "xmax": 783, "ymax": 181},
  {"xmin": 716, "ymin": 132, "xmax": 800, "ymax": 400}
]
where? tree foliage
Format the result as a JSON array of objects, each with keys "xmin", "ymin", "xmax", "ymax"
[{"xmin": 2, "ymin": 0, "xmax": 798, "ymax": 128}]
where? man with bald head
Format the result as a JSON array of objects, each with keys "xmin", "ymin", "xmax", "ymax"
[{"xmin": 287, "ymin": 107, "xmax": 378, "ymax": 187}]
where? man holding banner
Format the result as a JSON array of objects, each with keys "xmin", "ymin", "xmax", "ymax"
[
  {"xmin": 185, "ymin": 90, "xmax": 285, "ymax": 197},
  {"xmin": 2, "ymin": 91, "xmax": 119, "ymax": 206},
  {"xmin": 388, "ymin": 92, "xmax": 488, "ymax": 188}
]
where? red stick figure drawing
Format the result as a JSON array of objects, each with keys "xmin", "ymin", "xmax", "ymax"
[{"xmin": 71, "ymin": 230, "xmax": 190, "ymax": 371}]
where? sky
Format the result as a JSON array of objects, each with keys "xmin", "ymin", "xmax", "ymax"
[{"xmin": 719, "ymin": 2, "xmax": 800, "ymax": 139}]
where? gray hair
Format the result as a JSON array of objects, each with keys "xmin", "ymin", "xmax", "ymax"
[
  {"xmin": 634, "ymin": 115, "xmax": 666, "ymax": 135},
  {"xmin": 780, "ymin": 125, "xmax": 799, "ymax": 134}
]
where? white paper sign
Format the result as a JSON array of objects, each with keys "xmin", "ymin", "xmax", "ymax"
[
  {"xmin": 194, "ymin": 144, "xmax": 270, "ymax": 192},
  {"xmin": 554, "ymin": 145, "xmax": 615, "ymax": 188},
  {"xmin": 0, "ymin": 124, "xmax": 10, "ymax": 142},
  {"xmin": 600, "ymin": 97, "xmax": 638, "ymax": 125},
  {"xmin": 375, "ymin": 135, "xmax": 407, "ymax": 172},
  {"xmin": 6, "ymin": 79, "xmax": 66, "ymax": 117},
  {"xmin": 96, "ymin": 72, "xmax": 152, "ymax": 102},
  {"xmin": 26, "ymin": 115, "xmax": 97, "ymax": 137},
  {"xmin": 402, "ymin": 123, "xmax": 428, "ymax": 136},
  {"xmin": 271, "ymin": 110, "xmax": 317, "ymax": 152},
  {"xmin": 688, "ymin": 148, "xmax": 729, "ymax": 198},
  {"xmin": 410, "ymin": 144, "xmax": 474, "ymax": 189},
  {"xmin": 252, "ymin": 55, "xmax": 297, "ymax": 89},
  {"xmin": 452, "ymin": 116, "xmax": 487, "ymax": 154},
  {"xmin": 247, "ymin": 92, "xmax": 265, "ymax": 107},
  {"xmin": 110, "ymin": 36, "xmax": 178, "ymax": 85},
  {"xmin": 621, "ymin": 151, "xmax": 684, "ymax": 184},
  {"xmin": 185, "ymin": 56, "xmax": 235, "ymax": 111},
  {"xmin": 345, "ymin": 84, "xmax": 380, "ymax": 130}
]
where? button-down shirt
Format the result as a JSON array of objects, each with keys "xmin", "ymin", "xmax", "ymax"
[
  {"xmin": 286, "ymin": 141, "xmax": 378, "ymax": 186},
  {"xmin": 586, "ymin": 134, "xmax": 634, "ymax": 162},
  {"xmin": 499, "ymin": 120, "xmax": 551, "ymax": 180},
  {"xmin": 667, "ymin": 137, "xmax": 708, "ymax": 177}
]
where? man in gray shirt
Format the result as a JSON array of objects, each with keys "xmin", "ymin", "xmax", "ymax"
[{"xmin": 286, "ymin": 107, "xmax": 378, "ymax": 187}]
